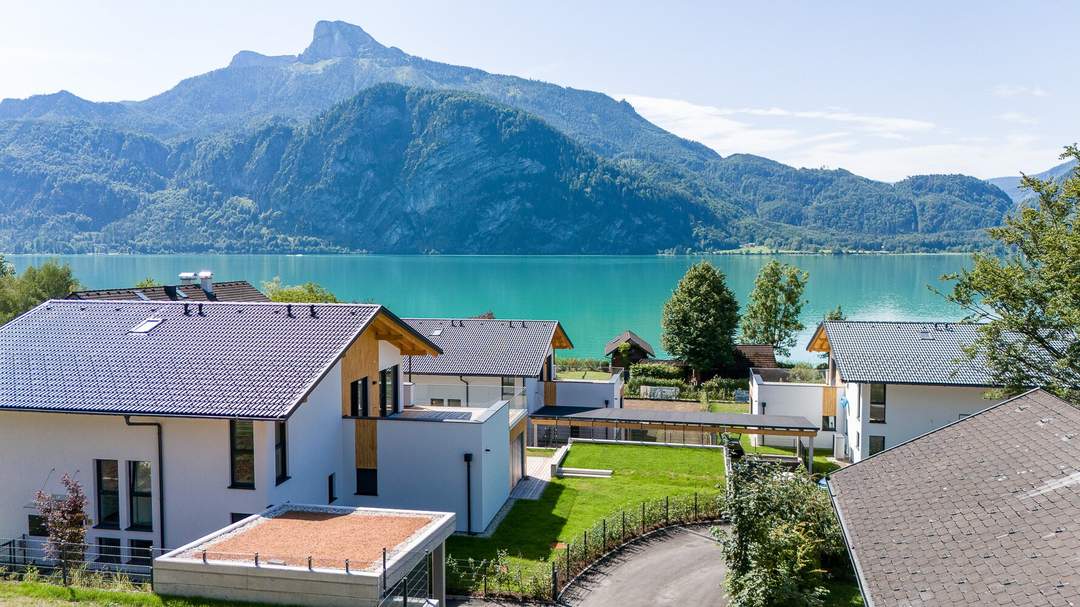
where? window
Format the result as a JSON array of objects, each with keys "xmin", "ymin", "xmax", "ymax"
[
  {"xmin": 328, "ymin": 473, "xmax": 337, "ymax": 504},
  {"xmin": 27, "ymin": 515, "xmax": 47, "ymax": 537},
  {"xmin": 868, "ymin": 435, "xmax": 885, "ymax": 456},
  {"xmin": 128, "ymin": 317, "xmax": 164, "ymax": 334},
  {"xmin": 430, "ymin": 398, "xmax": 445, "ymax": 406},
  {"xmin": 958, "ymin": 412, "xmax": 972, "ymax": 420},
  {"xmin": 97, "ymin": 537, "xmax": 121, "ymax": 564},
  {"xmin": 501, "ymin": 376, "xmax": 516, "ymax": 399},
  {"xmin": 230, "ymin": 513, "xmax": 252, "ymax": 524},
  {"xmin": 95, "ymin": 459, "xmax": 120, "ymax": 529},
  {"xmin": 356, "ymin": 468, "xmax": 377, "ymax": 496},
  {"xmin": 447, "ymin": 398, "xmax": 462, "ymax": 407},
  {"xmin": 821, "ymin": 416, "xmax": 836, "ymax": 431},
  {"xmin": 350, "ymin": 378, "xmax": 369, "ymax": 417},
  {"xmin": 854, "ymin": 431, "xmax": 860, "ymax": 453},
  {"xmin": 379, "ymin": 366, "xmax": 399, "ymax": 416},
  {"xmin": 128, "ymin": 461, "xmax": 152, "ymax": 531},
  {"xmin": 869, "ymin": 383, "xmax": 886, "ymax": 423},
  {"xmin": 229, "ymin": 420, "xmax": 255, "ymax": 489},
  {"xmin": 275, "ymin": 422, "xmax": 288, "ymax": 485},
  {"xmin": 128, "ymin": 539, "xmax": 153, "ymax": 567}
]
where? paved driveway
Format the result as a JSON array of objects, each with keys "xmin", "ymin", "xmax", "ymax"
[{"xmin": 561, "ymin": 525, "xmax": 727, "ymax": 607}]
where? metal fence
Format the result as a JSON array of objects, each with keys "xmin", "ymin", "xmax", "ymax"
[
  {"xmin": 0, "ymin": 536, "xmax": 163, "ymax": 587},
  {"xmin": 446, "ymin": 491, "xmax": 726, "ymax": 600},
  {"xmin": 378, "ymin": 550, "xmax": 433, "ymax": 607}
]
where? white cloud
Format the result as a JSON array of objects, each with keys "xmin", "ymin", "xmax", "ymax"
[
  {"xmin": 997, "ymin": 111, "xmax": 1039, "ymax": 126},
  {"xmin": 993, "ymin": 84, "xmax": 1049, "ymax": 98},
  {"xmin": 621, "ymin": 94, "xmax": 1061, "ymax": 181}
]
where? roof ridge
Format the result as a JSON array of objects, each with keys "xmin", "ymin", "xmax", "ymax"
[
  {"xmin": 404, "ymin": 317, "xmax": 560, "ymax": 324},
  {"xmin": 46, "ymin": 299, "xmax": 380, "ymax": 308},
  {"xmin": 824, "ymin": 319, "xmax": 967, "ymax": 325}
]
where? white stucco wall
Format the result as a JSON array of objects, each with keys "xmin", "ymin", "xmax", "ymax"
[
  {"xmin": 363, "ymin": 404, "xmax": 510, "ymax": 533},
  {"xmin": 750, "ymin": 378, "xmax": 834, "ymax": 448},
  {"xmin": 408, "ymin": 374, "xmax": 521, "ymax": 409},
  {"xmin": 845, "ymin": 382, "xmax": 1003, "ymax": 462},
  {"xmin": 554, "ymin": 378, "xmax": 621, "ymax": 408}
]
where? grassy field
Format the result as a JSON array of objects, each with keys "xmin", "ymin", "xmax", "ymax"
[
  {"xmin": 738, "ymin": 434, "xmax": 840, "ymax": 475},
  {"xmin": 825, "ymin": 578, "xmax": 865, "ymax": 606},
  {"xmin": 525, "ymin": 446, "xmax": 556, "ymax": 457},
  {"xmin": 704, "ymin": 399, "xmax": 750, "ymax": 414},
  {"xmin": 555, "ymin": 370, "xmax": 613, "ymax": 380},
  {"xmin": 0, "ymin": 581, "xmax": 271, "ymax": 606},
  {"xmin": 446, "ymin": 442, "xmax": 726, "ymax": 566}
]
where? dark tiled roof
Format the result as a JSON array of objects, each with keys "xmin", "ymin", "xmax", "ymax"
[
  {"xmin": 0, "ymin": 300, "xmax": 382, "ymax": 419},
  {"xmin": 828, "ymin": 389, "xmax": 1080, "ymax": 606},
  {"xmin": 68, "ymin": 281, "xmax": 269, "ymax": 302},
  {"xmin": 734, "ymin": 344, "xmax": 777, "ymax": 368},
  {"xmin": 604, "ymin": 330, "xmax": 655, "ymax": 356},
  {"xmin": 818, "ymin": 320, "xmax": 993, "ymax": 385},
  {"xmin": 403, "ymin": 318, "xmax": 561, "ymax": 377},
  {"xmin": 532, "ymin": 405, "xmax": 818, "ymax": 431}
]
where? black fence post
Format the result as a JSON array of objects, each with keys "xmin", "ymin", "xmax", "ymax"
[
  {"xmin": 641, "ymin": 501, "xmax": 646, "ymax": 534},
  {"xmin": 603, "ymin": 518, "xmax": 607, "ymax": 552},
  {"xmin": 551, "ymin": 562, "xmax": 558, "ymax": 599},
  {"xmin": 583, "ymin": 530, "xmax": 588, "ymax": 559},
  {"xmin": 666, "ymin": 496, "xmax": 670, "ymax": 524},
  {"xmin": 622, "ymin": 510, "xmax": 626, "ymax": 540},
  {"xmin": 694, "ymin": 492, "xmax": 699, "ymax": 520}
]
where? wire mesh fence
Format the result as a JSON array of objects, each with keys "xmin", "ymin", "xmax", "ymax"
[
  {"xmin": 446, "ymin": 491, "xmax": 726, "ymax": 600},
  {"xmin": 0, "ymin": 536, "xmax": 163, "ymax": 588}
]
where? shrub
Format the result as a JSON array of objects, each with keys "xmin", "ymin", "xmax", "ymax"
[
  {"xmin": 700, "ymin": 376, "xmax": 747, "ymax": 399},
  {"xmin": 625, "ymin": 377, "xmax": 688, "ymax": 397},
  {"xmin": 630, "ymin": 362, "xmax": 684, "ymax": 380},
  {"xmin": 782, "ymin": 363, "xmax": 824, "ymax": 384},
  {"xmin": 558, "ymin": 357, "xmax": 610, "ymax": 371}
]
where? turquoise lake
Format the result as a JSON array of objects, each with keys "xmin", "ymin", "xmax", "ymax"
[{"xmin": 6, "ymin": 254, "xmax": 971, "ymax": 362}]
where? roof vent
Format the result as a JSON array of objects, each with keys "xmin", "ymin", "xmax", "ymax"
[
  {"xmin": 197, "ymin": 271, "xmax": 214, "ymax": 294},
  {"xmin": 129, "ymin": 317, "xmax": 164, "ymax": 334},
  {"xmin": 431, "ymin": 328, "xmax": 443, "ymax": 336},
  {"xmin": 133, "ymin": 290, "xmax": 150, "ymax": 301},
  {"xmin": 178, "ymin": 272, "xmax": 197, "ymax": 285}
]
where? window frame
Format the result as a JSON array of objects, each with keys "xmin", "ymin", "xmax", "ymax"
[
  {"xmin": 379, "ymin": 365, "xmax": 399, "ymax": 416},
  {"xmin": 328, "ymin": 473, "xmax": 337, "ymax": 504},
  {"xmin": 350, "ymin": 377, "xmax": 369, "ymax": 417},
  {"xmin": 501, "ymin": 376, "xmax": 516, "ymax": 399},
  {"xmin": 127, "ymin": 539, "xmax": 153, "ymax": 567},
  {"xmin": 868, "ymin": 383, "xmax": 887, "ymax": 424},
  {"xmin": 355, "ymin": 468, "xmax": 377, "ymax": 496},
  {"xmin": 127, "ymin": 460, "xmax": 153, "ymax": 532},
  {"xmin": 274, "ymin": 421, "xmax": 289, "ymax": 485},
  {"xmin": 229, "ymin": 419, "xmax": 255, "ymax": 490},
  {"xmin": 95, "ymin": 459, "xmax": 120, "ymax": 530},
  {"xmin": 96, "ymin": 537, "xmax": 121, "ymax": 564},
  {"xmin": 868, "ymin": 435, "xmax": 886, "ymax": 456},
  {"xmin": 27, "ymin": 514, "xmax": 47, "ymax": 537},
  {"xmin": 821, "ymin": 415, "xmax": 836, "ymax": 431}
]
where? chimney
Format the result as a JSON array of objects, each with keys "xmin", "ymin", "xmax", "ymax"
[
  {"xmin": 178, "ymin": 272, "xmax": 197, "ymax": 285},
  {"xmin": 197, "ymin": 271, "xmax": 214, "ymax": 294}
]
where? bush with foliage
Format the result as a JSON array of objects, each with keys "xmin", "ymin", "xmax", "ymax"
[
  {"xmin": 34, "ymin": 474, "xmax": 89, "ymax": 583},
  {"xmin": 262, "ymin": 276, "xmax": 340, "ymax": 303},
  {"xmin": 557, "ymin": 357, "xmax": 611, "ymax": 371},
  {"xmin": 715, "ymin": 462, "xmax": 849, "ymax": 607},
  {"xmin": 700, "ymin": 376, "xmax": 748, "ymax": 398},
  {"xmin": 0, "ymin": 257, "xmax": 80, "ymax": 324},
  {"xmin": 630, "ymin": 362, "xmax": 684, "ymax": 380},
  {"xmin": 625, "ymin": 376, "xmax": 689, "ymax": 396},
  {"xmin": 782, "ymin": 363, "xmax": 825, "ymax": 384}
]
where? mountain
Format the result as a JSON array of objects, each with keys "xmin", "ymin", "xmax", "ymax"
[
  {"xmin": 988, "ymin": 159, "xmax": 1077, "ymax": 204},
  {"xmin": 0, "ymin": 86, "xmax": 720, "ymax": 253},
  {"xmin": 0, "ymin": 20, "xmax": 1018, "ymax": 254}
]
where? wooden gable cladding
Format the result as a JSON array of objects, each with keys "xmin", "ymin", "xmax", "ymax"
[
  {"xmin": 355, "ymin": 418, "xmax": 378, "ymax": 469},
  {"xmin": 370, "ymin": 311, "xmax": 439, "ymax": 356},
  {"xmin": 822, "ymin": 386, "xmax": 839, "ymax": 417},
  {"xmin": 807, "ymin": 323, "xmax": 831, "ymax": 353},
  {"xmin": 340, "ymin": 328, "xmax": 380, "ymax": 417},
  {"xmin": 551, "ymin": 323, "xmax": 574, "ymax": 350}
]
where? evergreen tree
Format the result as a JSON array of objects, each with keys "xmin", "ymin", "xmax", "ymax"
[
  {"xmin": 661, "ymin": 261, "xmax": 740, "ymax": 378},
  {"xmin": 946, "ymin": 145, "xmax": 1080, "ymax": 396},
  {"xmin": 739, "ymin": 261, "xmax": 808, "ymax": 357}
]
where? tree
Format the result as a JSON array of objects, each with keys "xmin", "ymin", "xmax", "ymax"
[
  {"xmin": 739, "ymin": 261, "xmax": 808, "ymax": 357},
  {"xmin": 824, "ymin": 305, "xmax": 845, "ymax": 322},
  {"xmin": 34, "ymin": 473, "xmax": 89, "ymax": 584},
  {"xmin": 135, "ymin": 277, "xmax": 160, "ymax": 288},
  {"xmin": 716, "ymin": 462, "xmax": 847, "ymax": 607},
  {"xmin": 946, "ymin": 145, "xmax": 1080, "ymax": 396},
  {"xmin": 661, "ymin": 261, "xmax": 740, "ymax": 378},
  {"xmin": 262, "ymin": 276, "xmax": 340, "ymax": 303},
  {"xmin": 0, "ymin": 259, "xmax": 80, "ymax": 324}
]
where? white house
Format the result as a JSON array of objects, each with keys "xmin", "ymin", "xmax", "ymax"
[
  {"xmin": 402, "ymin": 318, "xmax": 623, "ymax": 415},
  {"xmin": 749, "ymin": 321, "xmax": 1011, "ymax": 461},
  {"xmin": 0, "ymin": 299, "xmax": 519, "ymax": 560}
]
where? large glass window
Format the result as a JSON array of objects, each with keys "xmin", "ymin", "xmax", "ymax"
[
  {"xmin": 350, "ymin": 378, "xmax": 369, "ymax": 417},
  {"xmin": 95, "ymin": 459, "xmax": 120, "ymax": 529},
  {"xmin": 328, "ymin": 473, "xmax": 337, "ymax": 504},
  {"xmin": 128, "ymin": 539, "xmax": 153, "ymax": 567},
  {"xmin": 821, "ymin": 416, "xmax": 836, "ymax": 431},
  {"xmin": 275, "ymin": 421, "xmax": 288, "ymax": 485},
  {"xmin": 229, "ymin": 420, "xmax": 255, "ymax": 489},
  {"xmin": 868, "ymin": 435, "xmax": 886, "ymax": 456},
  {"xmin": 501, "ymin": 376, "xmax": 516, "ymax": 399},
  {"xmin": 27, "ymin": 515, "xmax": 47, "ymax": 537},
  {"xmin": 97, "ymin": 537, "xmax": 121, "ymax": 564},
  {"xmin": 356, "ymin": 468, "xmax": 377, "ymax": 496},
  {"xmin": 379, "ymin": 366, "xmax": 399, "ymax": 416},
  {"xmin": 869, "ymin": 383, "xmax": 886, "ymax": 423},
  {"xmin": 128, "ymin": 461, "xmax": 152, "ymax": 531}
]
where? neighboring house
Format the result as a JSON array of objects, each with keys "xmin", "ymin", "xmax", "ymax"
[
  {"xmin": 604, "ymin": 330, "xmax": 654, "ymax": 372},
  {"xmin": 828, "ymin": 389, "xmax": 1080, "ymax": 606},
  {"xmin": 606, "ymin": 329, "xmax": 776, "ymax": 379},
  {"xmin": 67, "ymin": 271, "xmax": 268, "ymax": 302},
  {"xmin": 777, "ymin": 320, "xmax": 1007, "ymax": 462},
  {"xmin": 0, "ymin": 299, "xmax": 517, "ymax": 558},
  {"xmin": 402, "ymin": 318, "xmax": 622, "ymax": 414}
]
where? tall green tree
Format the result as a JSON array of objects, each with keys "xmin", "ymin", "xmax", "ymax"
[
  {"xmin": 0, "ymin": 259, "xmax": 80, "ymax": 324},
  {"xmin": 739, "ymin": 261, "xmax": 808, "ymax": 357},
  {"xmin": 946, "ymin": 145, "xmax": 1080, "ymax": 396},
  {"xmin": 661, "ymin": 261, "xmax": 740, "ymax": 378},
  {"xmin": 262, "ymin": 276, "xmax": 340, "ymax": 303},
  {"xmin": 135, "ymin": 277, "xmax": 160, "ymax": 288}
]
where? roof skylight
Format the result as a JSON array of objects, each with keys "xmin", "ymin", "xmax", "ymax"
[{"xmin": 129, "ymin": 317, "xmax": 165, "ymax": 334}]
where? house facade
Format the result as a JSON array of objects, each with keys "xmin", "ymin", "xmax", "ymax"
[
  {"xmin": 807, "ymin": 320, "xmax": 1006, "ymax": 462},
  {"xmin": 0, "ymin": 300, "xmax": 517, "ymax": 559}
]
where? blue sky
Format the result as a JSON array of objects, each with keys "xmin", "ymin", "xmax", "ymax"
[{"xmin": 1, "ymin": 0, "xmax": 1072, "ymax": 181}]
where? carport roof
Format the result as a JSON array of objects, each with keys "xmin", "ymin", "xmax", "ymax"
[{"xmin": 531, "ymin": 406, "xmax": 818, "ymax": 432}]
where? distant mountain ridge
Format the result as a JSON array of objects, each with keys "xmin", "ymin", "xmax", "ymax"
[
  {"xmin": 0, "ymin": 20, "xmax": 1018, "ymax": 253},
  {"xmin": 988, "ymin": 159, "xmax": 1077, "ymax": 203}
]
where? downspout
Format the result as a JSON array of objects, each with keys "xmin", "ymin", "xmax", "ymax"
[
  {"xmin": 124, "ymin": 416, "xmax": 165, "ymax": 551},
  {"xmin": 458, "ymin": 376, "xmax": 470, "ymax": 407},
  {"xmin": 463, "ymin": 453, "xmax": 474, "ymax": 534}
]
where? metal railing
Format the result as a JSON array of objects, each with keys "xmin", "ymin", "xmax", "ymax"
[
  {"xmin": 0, "ymin": 536, "xmax": 164, "ymax": 587},
  {"xmin": 378, "ymin": 550, "xmax": 433, "ymax": 606},
  {"xmin": 446, "ymin": 491, "xmax": 726, "ymax": 600}
]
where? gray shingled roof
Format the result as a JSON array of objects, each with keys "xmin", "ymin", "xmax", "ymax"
[
  {"xmin": 603, "ymin": 330, "xmax": 654, "ymax": 356},
  {"xmin": 403, "ymin": 318, "xmax": 563, "ymax": 377},
  {"xmin": 819, "ymin": 321, "xmax": 994, "ymax": 386},
  {"xmin": 828, "ymin": 389, "xmax": 1080, "ymax": 606},
  {"xmin": 0, "ymin": 300, "xmax": 384, "ymax": 419},
  {"xmin": 68, "ymin": 281, "xmax": 269, "ymax": 302}
]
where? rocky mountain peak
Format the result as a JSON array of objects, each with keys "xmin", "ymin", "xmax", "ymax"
[{"xmin": 298, "ymin": 20, "xmax": 399, "ymax": 63}]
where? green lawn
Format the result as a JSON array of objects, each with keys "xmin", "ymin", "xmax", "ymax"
[
  {"xmin": 556, "ymin": 370, "xmax": 613, "ymax": 380},
  {"xmin": 738, "ymin": 434, "xmax": 840, "ymax": 476},
  {"xmin": 704, "ymin": 400, "xmax": 750, "ymax": 414},
  {"xmin": 824, "ymin": 579, "xmax": 865, "ymax": 606},
  {"xmin": 0, "ymin": 581, "xmax": 277, "ymax": 607},
  {"xmin": 525, "ymin": 446, "xmax": 556, "ymax": 457},
  {"xmin": 446, "ymin": 443, "xmax": 725, "ymax": 566}
]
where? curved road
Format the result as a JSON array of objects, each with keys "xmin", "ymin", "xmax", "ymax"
[{"xmin": 561, "ymin": 525, "xmax": 727, "ymax": 607}]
